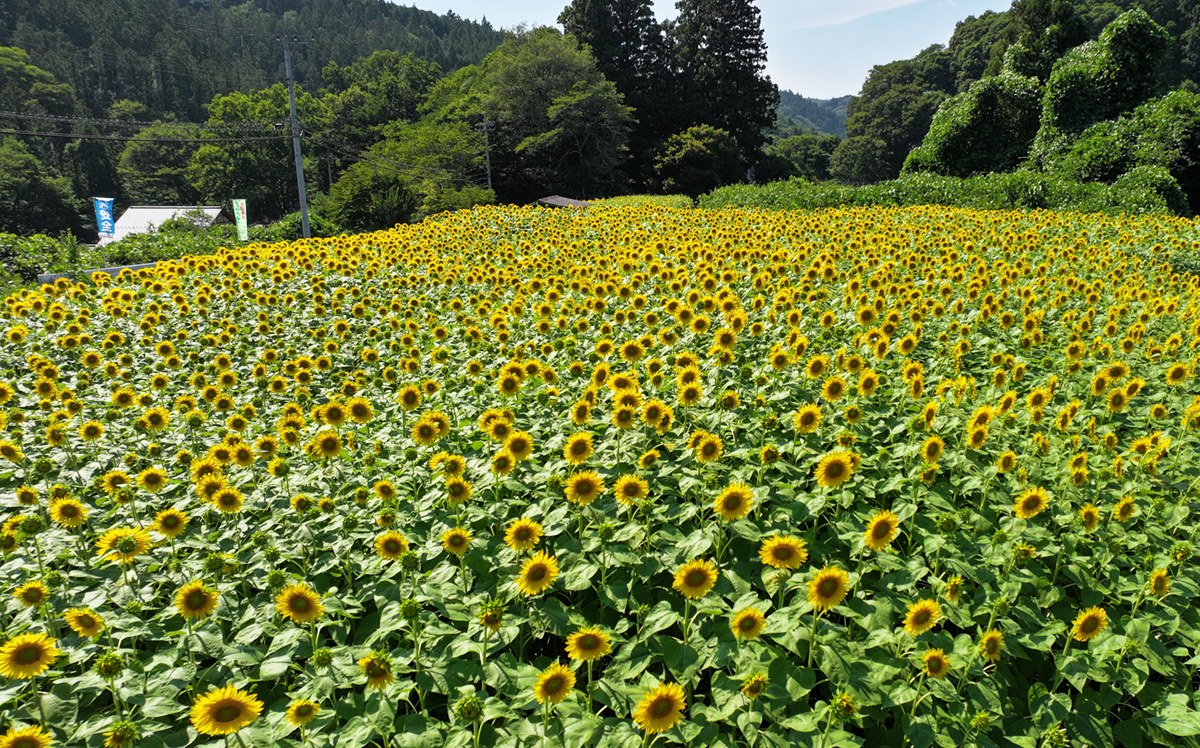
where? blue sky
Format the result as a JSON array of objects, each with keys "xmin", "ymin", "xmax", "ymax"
[{"xmin": 398, "ymin": 0, "xmax": 1014, "ymax": 98}]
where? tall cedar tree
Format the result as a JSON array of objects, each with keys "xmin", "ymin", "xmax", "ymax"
[
  {"xmin": 670, "ymin": 0, "xmax": 779, "ymax": 163},
  {"xmin": 559, "ymin": 0, "xmax": 678, "ymax": 186}
]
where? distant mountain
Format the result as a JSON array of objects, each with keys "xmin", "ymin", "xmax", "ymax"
[
  {"xmin": 777, "ymin": 90, "xmax": 850, "ymax": 137},
  {"xmin": 0, "ymin": 0, "xmax": 504, "ymax": 121}
]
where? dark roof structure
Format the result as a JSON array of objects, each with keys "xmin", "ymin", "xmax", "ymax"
[{"xmin": 530, "ymin": 195, "xmax": 590, "ymax": 209}]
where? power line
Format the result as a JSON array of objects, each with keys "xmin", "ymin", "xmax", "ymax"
[
  {"xmin": 0, "ymin": 128, "xmax": 288, "ymax": 143},
  {"xmin": 0, "ymin": 110, "xmax": 279, "ymax": 131}
]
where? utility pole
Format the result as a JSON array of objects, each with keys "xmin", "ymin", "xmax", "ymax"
[
  {"xmin": 482, "ymin": 113, "xmax": 493, "ymax": 192},
  {"xmin": 279, "ymin": 32, "xmax": 312, "ymax": 239}
]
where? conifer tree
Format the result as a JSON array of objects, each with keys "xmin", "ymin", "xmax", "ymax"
[{"xmin": 670, "ymin": 0, "xmax": 779, "ymax": 163}]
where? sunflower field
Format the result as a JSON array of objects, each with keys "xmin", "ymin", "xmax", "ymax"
[{"xmin": 3, "ymin": 203, "xmax": 1200, "ymax": 748}]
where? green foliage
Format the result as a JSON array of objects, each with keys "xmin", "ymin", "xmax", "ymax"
[
  {"xmin": 1133, "ymin": 89, "xmax": 1200, "ymax": 213},
  {"xmin": 3, "ymin": 0, "xmax": 502, "ymax": 121},
  {"xmin": 1032, "ymin": 9, "xmax": 1173, "ymax": 167},
  {"xmin": 424, "ymin": 27, "xmax": 633, "ymax": 203},
  {"xmin": 590, "ymin": 194, "xmax": 694, "ymax": 208},
  {"xmin": 117, "ymin": 124, "xmax": 202, "ymax": 206},
  {"xmin": 776, "ymin": 91, "xmax": 849, "ymax": 137},
  {"xmin": 698, "ymin": 170, "xmax": 1189, "ymax": 216},
  {"xmin": 0, "ymin": 140, "xmax": 85, "ymax": 237},
  {"xmin": 322, "ymin": 51, "xmax": 441, "ymax": 149},
  {"xmin": 985, "ymin": 0, "xmax": 1089, "ymax": 81},
  {"xmin": 188, "ymin": 84, "xmax": 331, "ymax": 221},
  {"xmin": 838, "ymin": 46, "xmax": 955, "ymax": 182},
  {"xmin": 903, "ymin": 71, "xmax": 1043, "ymax": 177},
  {"xmin": 672, "ymin": 0, "xmax": 780, "ymax": 161},
  {"xmin": 1052, "ymin": 119, "xmax": 1138, "ymax": 183},
  {"xmin": 949, "ymin": 10, "xmax": 1015, "ymax": 89},
  {"xmin": 328, "ymin": 120, "xmax": 494, "ymax": 230},
  {"xmin": 767, "ymin": 135, "xmax": 841, "ymax": 181},
  {"xmin": 654, "ymin": 125, "xmax": 744, "ymax": 198}
]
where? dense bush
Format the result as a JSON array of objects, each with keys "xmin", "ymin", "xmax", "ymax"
[{"xmin": 698, "ymin": 171, "xmax": 1193, "ymax": 216}]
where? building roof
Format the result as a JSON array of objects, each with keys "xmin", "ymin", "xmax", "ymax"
[
  {"xmin": 102, "ymin": 205, "xmax": 233, "ymax": 245},
  {"xmin": 530, "ymin": 195, "xmax": 590, "ymax": 209}
]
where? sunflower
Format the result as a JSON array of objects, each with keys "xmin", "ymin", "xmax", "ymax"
[
  {"xmin": 807, "ymin": 566, "xmax": 849, "ymax": 612},
  {"xmin": 863, "ymin": 510, "xmax": 899, "ymax": 551},
  {"xmin": 504, "ymin": 431, "xmax": 535, "ymax": 462},
  {"xmin": 694, "ymin": 433, "xmax": 723, "ymax": 463},
  {"xmin": 672, "ymin": 558, "xmax": 718, "ymax": 599},
  {"xmin": 359, "ymin": 651, "xmax": 395, "ymax": 690},
  {"xmin": 312, "ymin": 430, "xmax": 343, "ymax": 458},
  {"xmin": 15, "ymin": 580, "xmax": 48, "ymax": 607},
  {"xmin": 1080, "ymin": 504, "xmax": 1100, "ymax": 532},
  {"xmin": 821, "ymin": 376, "xmax": 847, "ymax": 401},
  {"xmin": 1166, "ymin": 362, "xmax": 1190, "ymax": 385},
  {"xmin": 730, "ymin": 607, "xmax": 766, "ymax": 640},
  {"xmin": 1071, "ymin": 606, "xmax": 1108, "ymax": 642},
  {"xmin": 1113, "ymin": 495, "xmax": 1136, "ymax": 522},
  {"xmin": 741, "ymin": 672, "xmax": 768, "ymax": 701},
  {"xmin": 814, "ymin": 450, "xmax": 857, "ymax": 489},
  {"xmin": 444, "ymin": 476, "xmax": 472, "ymax": 504},
  {"xmin": 633, "ymin": 682, "xmax": 686, "ymax": 734},
  {"xmin": 154, "ymin": 508, "xmax": 188, "ymax": 539},
  {"xmin": 922, "ymin": 648, "xmax": 951, "ymax": 679},
  {"xmin": 64, "ymin": 607, "xmax": 105, "ymax": 638},
  {"xmin": 491, "ymin": 450, "xmax": 516, "ymax": 476},
  {"xmin": 190, "ymin": 684, "xmax": 263, "ymax": 735},
  {"xmin": 563, "ymin": 432, "xmax": 594, "ymax": 465},
  {"xmin": 759, "ymin": 535, "xmax": 807, "ymax": 570},
  {"xmin": 613, "ymin": 474, "xmax": 649, "ymax": 506},
  {"xmin": 504, "ymin": 518, "xmax": 543, "ymax": 552},
  {"xmin": 0, "ymin": 725, "xmax": 53, "ymax": 748},
  {"xmin": 49, "ymin": 498, "xmax": 88, "ymax": 528},
  {"xmin": 639, "ymin": 449, "xmax": 660, "ymax": 469},
  {"xmin": 517, "ymin": 551, "xmax": 560, "ymax": 595},
  {"xmin": 713, "ymin": 483, "xmax": 754, "ymax": 521},
  {"xmin": 212, "ymin": 486, "xmax": 244, "ymax": 514},
  {"xmin": 176, "ymin": 581, "xmax": 219, "ymax": 620},
  {"xmin": 921, "ymin": 435, "xmax": 944, "ymax": 464},
  {"xmin": 276, "ymin": 583, "xmax": 324, "ymax": 624},
  {"xmin": 374, "ymin": 531, "xmax": 410, "ymax": 560},
  {"xmin": 286, "ymin": 699, "xmax": 321, "ymax": 727},
  {"xmin": 980, "ymin": 629, "xmax": 1004, "ymax": 662},
  {"xmin": 534, "ymin": 662, "xmax": 575, "ymax": 704},
  {"xmin": 0, "ymin": 631, "xmax": 60, "ymax": 678},
  {"xmin": 95, "ymin": 527, "xmax": 153, "ymax": 564},
  {"xmin": 442, "ymin": 527, "xmax": 472, "ymax": 556},
  {"xmin": 1013, "ymin": 487, "xmax": 1049, "ymax": 520},
  {"xmin": 678, "ymin": 383, "xmax": 703, "ymax": 407},
  {"xmin": 565, "ymin": 471, "xmax": 604, "ymax": 505},
  {"xmin": 995, "ymin": 451, "xmax": 1017, "ymax": 473},
  {"xmin": 1149, "ymin": 568, "xmax": 1170, "ymax": 598},
  {"xmin": 565, "ymin": 626, "xmax": 612, "ymax": 661},
  {"xmin": 903, "ymin": 599, "xmax": 942, "ymax": 636},
  {"xmin": 792, "ymin": 404, "xmax": 822, "ymax": 434}
]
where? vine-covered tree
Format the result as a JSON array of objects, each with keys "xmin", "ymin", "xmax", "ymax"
[{"xmin": 670, "ymin": 0, "xmax": 779, "ymax": 162}]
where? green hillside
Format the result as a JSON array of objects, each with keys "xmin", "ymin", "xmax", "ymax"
[{"xmin": 0, "ymin": 0, "xmax": 504, "ymax": 121}]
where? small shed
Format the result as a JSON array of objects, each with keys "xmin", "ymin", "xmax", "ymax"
[
  {"xmin": 101, "ymin": 205, "xmax": 233, "ymax": 245},
  {"xmin": 530, "ymin": 195, "xmax": 590, "ymax": 209}
]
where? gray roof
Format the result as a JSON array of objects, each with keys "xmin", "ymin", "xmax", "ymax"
[{"xmin": 531, "ymin": 195, "xmax": 590, "ymax": 209}]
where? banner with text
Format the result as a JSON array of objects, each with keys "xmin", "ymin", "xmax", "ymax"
[
  {"xmin": 94, "ymin": 198, "xmax": 115, "ymax": 238},
  {"xmin": 233, "ymin": 199, "xmax": 248, "ymax": 241}
]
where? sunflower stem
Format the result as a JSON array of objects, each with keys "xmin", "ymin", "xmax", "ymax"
[
  {"xmin": 30, "ymin": 679, "xmax": 47, "ymax": 725},
  {"xmin": 910, "ymin": 672, "xmax": 927, "ymax": 717},
  {"xmin": 807, "ymin": 610, "xmax": 822, "ymax": 668},
  {"xmin": 1052, "ymin": 633, "xmax": 1073, "ymax": 691}
]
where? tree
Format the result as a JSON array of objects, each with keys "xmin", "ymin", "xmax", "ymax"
[
  {"xmin": 1031, "ymin": 9, "xmax": 1173, "ymax": 168},
  {"xmin": 322, "ymin": 51, "xmax": 441, "ymax": 150},
  {"xmin": 947, "ymin": 11, "xmax": 1014, "ymax": 90},
  {"xmin": 903, "ymin": 66, "xmax": 1042, "ymax": 177},
  {"xmin": 188, "ymin": 84, "xmax": 331, "ymax": 220},
  {"xmin": 423, "ymin": 28, "xmax": 633, "ymax": 203},
  {"xmin": 671, "ymin": 0, "xmax": 779, "ymax": 162},
  {"xmin": 985, "ymin": 0, "xmax": 1089, "ymax": 81},
  {"xmin": 768, "ymin": 135, "xmax": 841, "ymax": 180},
  {"xmin": 653, "ymin": 124, "xmax": 743, "ymax": 198},
  {"xmin": 835, "ymin": 45, "xmax": 954, "ymax": 182},
  {"xmin": 326, "ymin": 155, "xmax": 420, "ymax": 232},
  {"xmin": 559, "ymin": 0, "xmax": 678, "ymax": 185},
  {"xmin": 0, "ymin": 140, "xmax": 85, "ymax": 237},
  {"xmin": 118, "ymin": 124, "xmax": 202, "ymax": 205}
]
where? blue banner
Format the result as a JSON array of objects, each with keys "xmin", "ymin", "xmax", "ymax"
[{"xmin": 94, "ymin": 198, "xmax": 115, "ymax": 238}]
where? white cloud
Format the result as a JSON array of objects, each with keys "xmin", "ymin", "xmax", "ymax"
[{"xmin": 758, "ymin": 0, "xmax": 926, "ymax": 31}]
